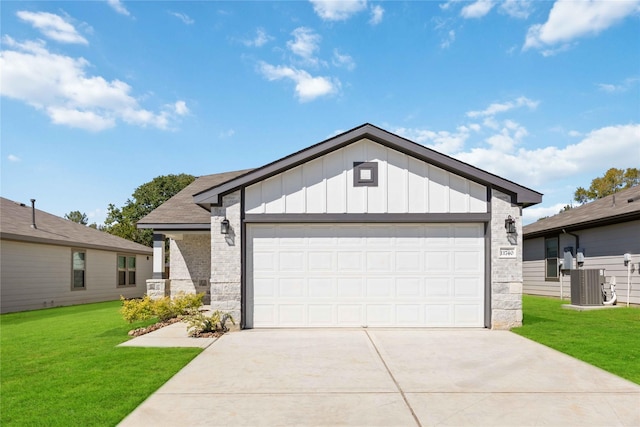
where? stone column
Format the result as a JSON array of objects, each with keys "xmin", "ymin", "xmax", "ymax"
[
  {"xmin": 490, "ymin": 189, "xmax": 523, "ymax": 330},
  {"xmin": 210, "ymin": 191, "xmax": 242, "ymax": 325}
]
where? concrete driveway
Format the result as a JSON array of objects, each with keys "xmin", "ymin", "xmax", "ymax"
[{"xmin": 120, "ymin": 329, "xmax": 640, "ymax": 426}]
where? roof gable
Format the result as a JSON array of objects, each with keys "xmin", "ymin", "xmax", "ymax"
[
  {"xmin": 194, "ymin": 123, "xmax": 542, "ymax": 208},
  {"xmin": 523, "ymin": 185, "xmax": 640, "ymax": 238},
  {"xmin": 0, "ymin": 197, "xmax": 152, "ymax": 253}
]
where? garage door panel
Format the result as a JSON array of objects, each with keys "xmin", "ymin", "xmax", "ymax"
[
  {"xmin": 426, "ymin": 278, "xmax": 452, "ymax": 297},
  {"xmin": 454, "ymin": 251, "xmax": 482, "ymax": 271},
  {"xmin": 308, "ymin": 278, "xmax": 334, "ymax": 297},
  {"xmin": 366, "ymin": 305, "xmax": 392, "ymax": 325},
  {"xmin": 279, "ymin": 252, "xmax": 304, "ymax": 271},
  {"xmin": 337, "ymin": 252, "xmax": 363, "ymax": 271},
  {"xmin": 249, "ymin": 224, "xmax": 484, "ymax": 327},
  {"xmin": 396, "ymin": 278, "xmax": 421, "ymax": 297},
  {"xmin": 308, "ymin": 305, "xmax": 334, "ymax": 325},
  {"xmin": 366, "ymin": 252, "xmax": 392, "ymax": 271},
  {"xmin": 455, "ymin": 278, "xmax": 482, "ymax": 298},
  {"xmin": 337, "ymin": 305, "xmax": 363, "ymax": 325},
  {"xmin": 337, "ymin": 278, "xmax": 363, "ymax": 297},
  {"xmin": 279, "ymin": 278, "xmax": 305, "ymax": 297},
  {"xmin": 426, "ymin": 305, "xmax": 452, "ymax": 325},
  {"xmin": 425, "ymin": 252, "xmax": 451, "ymax": 271}
]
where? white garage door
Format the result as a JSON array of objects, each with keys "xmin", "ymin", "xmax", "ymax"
[{"xmin": 248, "ymin": 223, "xmax": 485, "ymax": 328}]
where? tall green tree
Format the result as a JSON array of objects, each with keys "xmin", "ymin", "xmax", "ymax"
[
  {"xmin": 104, "ymin": 174, "xmax": 195, "ymax": 246},
  {"xmin": 574, "ymin": 167, "xmax": 639, "ymax": 204},
  {"xmin": 64, "ymin": 211, "xmax": 89, "ymax": 225}
]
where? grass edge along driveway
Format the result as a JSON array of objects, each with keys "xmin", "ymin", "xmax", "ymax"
[
  {"xmin": 1, "ymin": 300, "xmax": 201, "ymax": 426},
  {"xmin": 513, "ymin": 295, "xmax": 640, "ymax": 385}
]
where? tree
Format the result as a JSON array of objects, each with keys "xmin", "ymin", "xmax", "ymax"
[
  {"xmin": 65, "ymin": 210, "xmax": 89, "ymax": 225},
  {"xmin": 574, "ymin": 167, "xmax": 640, "ymax": 204},
  {"xmin": 103, "ymin": 174, "xmax": 195, "ymax": 246}
]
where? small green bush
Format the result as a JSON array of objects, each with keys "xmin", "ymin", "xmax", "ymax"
[
  {"xmin": 120, "ymin": 293, "xmax": 204, "ymax": 323},
  {"xmin": 185, "ymin": 310, "xmax": 235, "ymax": 336}
]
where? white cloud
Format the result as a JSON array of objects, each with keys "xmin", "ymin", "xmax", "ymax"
[
  {"xmin": 107, "ymin": 0, "xmax": 130, "ymax": 16},
  {"xmin": 499, "ymin": 0, "xmax": 533, "ymax": 19},
  {"xmin": 395, "ymin": 126, "xmax": 470, "ymax": 154},
  {"xmin": 332, "ymin": 49, "xmax": 355, "ymax": 70},
  {"xmin": 369, "ymin": 5, "xmax": 384, "ymax": 25},
  {"xmin": 7, "ymin": 154, "xmax": 21, "ymax": 162},
  {"xmin": 466, "ymin": 96, "xmax": 539, "ymax": 118},
  {"xmin": 460, "ymin": 0, "xmax": 495, "ymax": 18},
  {"xmin": 259, "ymin": 62, "xmax": 339, "ymax": 102},
  {"xmin": 309, "ymin": 0, "xmax": 368, "ymax": 21},
  {"xmin": 597, "ymin": 77, "xmax": 639, "ymax": 93},
  {"xmin": 440, "ymin": 30, "xmax": 456, "ymax": 49},
  {"xmin": 173, "ymin": 100, "xmax": 189, "ymax": 115},
  {"xmin": 243, "ymin": 28, "xmax": 272, "ymax": 47},
  {"xmin": 524, "ymin": 0, "xmax": 640, "ymax": 51},
  {"xmin": 287, "ymin": 27, "xmax": 321, "ymax": 64},
  {"xmin": 0, "ymin": 36, "xmax": 185, "ymax": 132},
  {"xmin": 169, "ymin": 12, "xmax": 194, "ymax": 25},
  {"xmin": 455, "ymin": 124, "xmax": 640, "ymax": 187},
  {"xmin": 17, "ymin": 11, "xmax": 88, "ymax": 45},
  {"xmin": 219, "ymin": 129, "xmax": 235, "ymax": 138},
  {"xmin": 568, "ymin": 130, "xmax": 582, "ymax": 137}
]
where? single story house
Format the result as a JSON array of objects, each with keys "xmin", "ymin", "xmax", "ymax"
[
  {"xmin": 523, "ymin": 185, "xmax": 640, "ymax": 305},
  {"xmin": 0, "ymin": 197, "xmax": 153, "ymax": 313},
  {"xmin": 138, "ymin": 124, "xmax": 542, "ymax": 329}
]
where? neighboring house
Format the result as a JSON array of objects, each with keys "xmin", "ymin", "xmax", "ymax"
[
  {"xmin": 138, "ymin": 124, "xmax": 542, "ymax": 329},
  {"xmin": 1, "ymin": 197, "xmax": 152, "ymax": 313},
  {"xmin": 523, "ymin": 185, "xmax": 640, "ymax": 305}
]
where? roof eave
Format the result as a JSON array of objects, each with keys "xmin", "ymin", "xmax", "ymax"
[
  {"xmin": 523, "ymin": 211, "xmax": 640, "ymax": 239},
  {"xmin": 193, "ymin": 123, "xmax": 542, "ymax": 208}
]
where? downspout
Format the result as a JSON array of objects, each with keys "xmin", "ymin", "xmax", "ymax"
[
  {"xmin": 562, "ymin": 228, "xmax": 579, "ymax": 255},
  {"xmin": 30, "ymin": 199, "xmax": 37, "ymax": 229}
]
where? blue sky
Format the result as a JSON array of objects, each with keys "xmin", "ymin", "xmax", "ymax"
[{"xmin": 1, "ymin": 0, "xmax": 639, "ymax": 225}]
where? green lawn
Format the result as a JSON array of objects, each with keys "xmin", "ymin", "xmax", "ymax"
[
  {"xmin": 0, "ymin": 301, "xmax": 201, "ymax": 426},
  {"xmin": 512, "ymin": 295, "xmax": 640, "ymax": 384}
]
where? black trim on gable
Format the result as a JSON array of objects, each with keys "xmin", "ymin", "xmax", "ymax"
[{"xmin": 193, "ymin": 124, "xmax": 542, "ymax": 209}]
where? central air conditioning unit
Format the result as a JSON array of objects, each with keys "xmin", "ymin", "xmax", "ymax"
[{"xmin": 570, "ymin": 269, "xmax": 603, "ymax": 306}]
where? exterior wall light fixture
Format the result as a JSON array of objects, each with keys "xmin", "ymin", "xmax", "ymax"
[
  {"xmin": 504, "ymin": 215, "xmax": 516, "ymax": 235},
  {"xmin": 220, "ymin": 218, "xmax": 230, "ymax": 235}
]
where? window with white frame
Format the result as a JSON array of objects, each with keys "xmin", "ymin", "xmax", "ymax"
[
  {"xmin": 118, "ymin": 255, "xmax": 136, "ymax": 286},
  {"xmin": 72, "ymin": 250, "xmax": 86, "ymax": 289}
]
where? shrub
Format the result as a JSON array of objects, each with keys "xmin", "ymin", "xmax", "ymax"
[
  {"xmin": 120, "ymin": 293, "xmax": 204, "ymax": 323},
  {"xmin": 185, "ymin": 310, "xmax": 235, "ymax": 337}
]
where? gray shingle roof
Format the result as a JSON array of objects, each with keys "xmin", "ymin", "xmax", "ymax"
[
  {"xmin": 523, "ymin": 185, "xmax": 640, "ymax": 238},
  {"xmin": 0, "ymin": 197, "xmax": 152, "ymax": 253},
  {"xmin": 137, "ymin": 169, "xmax": 253, "ymax": 229}
]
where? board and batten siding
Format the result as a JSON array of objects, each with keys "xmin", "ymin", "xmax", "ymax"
[
  {"xmin": 245, "ymin": 139, "xmax": 487, "ymax": 215},
  {"xmin": 0, "ymin": 240, "xmax": 152, "ymax": 313},
  {"xmin": 523, "ymin": 220, "xmax": 640, "ymax": 305}
]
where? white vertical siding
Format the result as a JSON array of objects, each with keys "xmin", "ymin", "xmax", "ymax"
[
  {"xmin": 245, "ymin": 139, "xmax": 488, "ymax": 215},
  {"xmin": 0, "ymin": 240, "xmax": 151, "ymax": 313}
]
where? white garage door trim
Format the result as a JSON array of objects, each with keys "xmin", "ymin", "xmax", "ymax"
[{"xmin": 246, "ymin": 223, "xmax": 485, "ymax": 328}]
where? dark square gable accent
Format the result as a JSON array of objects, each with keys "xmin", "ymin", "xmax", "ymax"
[
  {"xmin": 353, "ymin": 162, "xmax": 378, "ymax": 187},
  {"xmin": 193, "ymin": 123, "xmax": 542, "ymax": 208}
]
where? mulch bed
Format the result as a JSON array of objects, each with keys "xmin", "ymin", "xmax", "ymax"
[{"xmin": 127, "ymin": 317, "xmax": 226, "ymax": 338}]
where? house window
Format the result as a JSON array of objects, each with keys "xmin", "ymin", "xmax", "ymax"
[
  {"xmin": 545, "ymin": 237, "xmax": 559, "ymax": 280},
  {"xmin": 72, "ymin": 250, "xmax": 86, "ymax": 290},
  {"xmin": 118, "ymin": 255, "xmax": 136, "ymax": 286}
]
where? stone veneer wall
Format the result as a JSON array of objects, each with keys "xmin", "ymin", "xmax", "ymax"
[
  {"xmin": 490, "ymin": 189, "xmax": 523, "ymax": 329},
  {"xmin": 210, "ymin": 191, "xmax": 242, "ymax": 323},
  {"xmin": 169, "ymin": 234, "xmax": 211, "ymax": 302}
]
